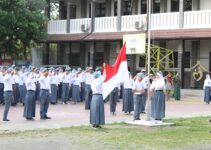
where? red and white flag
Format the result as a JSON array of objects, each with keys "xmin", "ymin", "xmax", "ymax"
[{"xmin": 103, "ymin": 43, "xmax": 129, "ymax": 99}]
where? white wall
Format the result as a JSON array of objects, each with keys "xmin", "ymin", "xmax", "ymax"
[
  {"xmin": 200, "ymin": 0, "xmax": 211, "ymax": 10},
  {"xmin": 199, "ymin": 39, "xmax": 211, "ymax": 70}
]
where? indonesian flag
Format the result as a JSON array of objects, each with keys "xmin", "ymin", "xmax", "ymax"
[{"xmin": 103, "ymin": 43, "xmax": 129, "ymax": 99}]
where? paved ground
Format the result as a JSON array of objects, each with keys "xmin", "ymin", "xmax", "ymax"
[
  {"xmin": 0, "ymin": 89, "xmax": 211, "ymax": 150},
  {"xmin": 0, "ymin": 89, "xmax": 209, "ymax": 132}
]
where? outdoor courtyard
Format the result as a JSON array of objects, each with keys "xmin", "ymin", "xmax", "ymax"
[{"xmin": 0, "ymin": 89, "xmax": 210, "ymax": 150}]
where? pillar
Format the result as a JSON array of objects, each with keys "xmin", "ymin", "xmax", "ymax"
[
  {"xmin": 106, "ymin": 0, "xmax": 112, "ymax": 16},
  {"xmin": 80, "ymin": 43, "xmax": 86, "ymax": 67},
  {"xmin": 89, "ymin": 42, "xmax": 95, "ymax": 67},
  {"xmin": 117, "ymin": 0, "xmax": 122, "ymax": 31},
  {"xmin": 177, "ymin": 40, "xmax": 183, "ymax": 80},
  {"xmin": 59, "ymin": 1, "xmax": 65, "ymax": 19},
  {"xmin": 179, "ymin": 0, "xmax": 184, "ymax": 28},
  {"xmin": 66, "ymin": 1, "xmax": 71, "ymax": 33},
  {"xmin": 104, "ymin": 43, "xmax": 110, "ymax": 64},
  {"xmin": 91, "ymin": 1, "xmax": 96, "ymax": 32}
]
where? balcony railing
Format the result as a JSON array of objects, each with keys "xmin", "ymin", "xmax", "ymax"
[
  {"xmin": 47, "ymin": 10, "xmax": 211, "ymax": 34},
  {"xmin": 48, "ymin": 20, "xmax": 67, "ymax": 34},
  {"xmin": 184, "ymin": 10, "xmax": 211, "ymax": 28}
]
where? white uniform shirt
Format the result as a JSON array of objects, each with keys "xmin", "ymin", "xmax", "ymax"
[
  {"xmin": 142, "ymin": 76, "xmax": 149, "ymax": 89},
  {"xmin": 15, "ymin": 73, "xmax": 24, "ymax": 85},
  {"xmin": 132, "ymin": 80, "xmax": 145, "ymax": 95},
  {"xmin": 150, "ymin": 78, "xmax": 165, "ymax": 91},
  {"xmin": 26, "ymin": 74, "xmax": 36, "ymax": 91},
  {"xmin": 62, "ymin": 73, "xmax": 71, "ymax": 84},
  {"xmin": 39, "ymin": 75, "xmax": 51, "ymax": 92},
  {"xmin": 0, "ymin": 72, "xmax": 4, "ymax": 83},
  {"xmin": 203, "ymin": 78, "xmax": 211, "ymax": 88},
  {"xmin": 50, "ymin": 75, "xmax": 59, "ymax": 85},
  {"xmin": 123, "ymin": 78, "xmax": 133, "ymax": 89},
  {"xmin": 91, "ymin": 76, "xmax": 104, "ymax": 94},
  {"xmin": 85, "ymin": 73, "xmax": 94, "ymax": 85},
  {"xmin": 72, "ymin": 75, "xmax": 81, "ymax": 86},
  {"xmin": 3, "ymin": 74, "xmax": 13, "ymax": 91}
]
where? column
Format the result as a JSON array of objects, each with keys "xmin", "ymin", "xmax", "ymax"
[
  {"xmin": 132, "ymin": 0, "xmax": 139, "ymax": 14},
  {"xmin": 59, "ymin": 1, "xmax": 65, "ymax": 19},
  {"xmin": 80, "ymin": 43, "xmax": 86, "ymax": 67},
  {"xmin": 43, "ymin": 43, "xmax": 50, "ymax": 65},
  {"xmin": 177, "ymin": 40, "xmax": 183, "ymax": 81},
  {"xmin": 66, "ymin": 1, "xmax": 71, "ymax": 33},
  {"xmin": 89, "ymin": 42, "xmax": 95, "ymax": 67},
  {"xmin": 91, "ymin": 1, "xmax": 96, "ymax": 32},
  {"xmin": 179, "ymin": 0, "xmax": 184, "ymax": 28},
  {"xmin": 106, "ymin": 0, "xmax": 112, "ymax": 16},
  {"xmin": 104, "ymin": 43, "xmax": 110, "ymax": 64},
  {"xmin": 45, "ymin": 0, "xmax": 51, "ymax": 19},
  {"xmin": 160, "ymin": 0, "xmax": 167, "ymax": 13},
  {"xmin": 117, "ymin": 0, "xmax": 122, "ymax": 31}
]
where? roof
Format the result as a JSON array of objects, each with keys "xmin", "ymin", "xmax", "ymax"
[{"xmin": 47, "ymin": 28, "xmax": 211, "ymax": 42}]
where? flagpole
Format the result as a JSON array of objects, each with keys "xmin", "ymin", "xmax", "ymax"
[{"xmin": 146, "ymin": 0, "xmax": 151, "ymax": 121}]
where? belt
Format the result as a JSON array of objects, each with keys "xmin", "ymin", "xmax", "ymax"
[
  {"xmin": 28, "ymin": 90, "xmax": 35, "ymax": 92},
  {"xmin": 40, "ymin": 89, "xmax": 49, "ymax": 91},
  {"xmin": 93, "ymin": 93, "xmax": 102, "ymax": 95},
  {"xmin": 155, "ymin": 90, "xmax": 163, "ymax": 91}
]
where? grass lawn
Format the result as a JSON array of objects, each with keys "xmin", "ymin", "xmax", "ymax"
[{"xmin": 0, "ymin": 116, "xmax": 211, "ymax": 150}]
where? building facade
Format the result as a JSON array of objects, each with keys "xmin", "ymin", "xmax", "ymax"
[{"xmin": 41, "ymin": 0, "xmax": 211, "ymax": 88}]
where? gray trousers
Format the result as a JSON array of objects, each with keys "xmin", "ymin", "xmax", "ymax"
[
  {"xmin": 19, "ymin": 84, "xmax": 26, "ymax": 103},
  {"xmin": 61, "ymin": 83, "xmax": 69, "ymax": 102},
  {"xmin": 109, "ymin": 87, "xmax": 118, "ymax": 113},
  {"xmin": 134, "ymin": 94, "xmax": 144, "ymax": 120},
  {"xmin": 3, "ymin": 91, "xmax": 13, "ymax": 120},
  {"xmin": 50, "ymin": 84, "xmax": 58, "ymax": 103},
  {"xmin": 40, "ymin": 89, "xmax": 50, "ymax": 118},
  {"xmin": 0, "ymin": 83, "xmax": 4, "ymax": 103}
]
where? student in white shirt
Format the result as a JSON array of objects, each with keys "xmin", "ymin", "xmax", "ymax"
[
  {"xmin": 150, "ymin": 71, "xmax": 166, "ymax": 121},
  {"xmin": 39, "ymin": 68, "xmax": 51, "ymax": 120},
  {"xmin": 85, "ymin": 67, "xmax": 94, "ymax": 110},
  {"xmin": 3, "ymin": 68, "xmax": 13, "ymax": 121},
  {"xmin": 203, "ymin": 74, "xmax": 211, "ymax": 104},
  {"xmin": 123, "ymin": 72, "xmax": 134, "ymax": 114},
  {"xmin": 90, "ymin": 71, "xmax": 105, "ymax": 128},
  {"xmin": 132, "ymin": 72, "xmax": 145, "ymax": 121}
]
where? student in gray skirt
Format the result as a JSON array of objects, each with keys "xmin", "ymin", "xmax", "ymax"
[
  {"xmin": 150, "ymin": 71, "xmax": 166, "ymax": 122},
  {"xmin": 90, "ymin": 71, "xmax": 105, "ymax": 129}
]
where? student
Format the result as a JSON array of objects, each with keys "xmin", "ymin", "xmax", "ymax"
[
  {"xmin": 90, "ymin": 71, "xmax": 105, "ymax": 128},
  {"xmin": 132, "ymin": 73, "xmax": 145, "ymax": 121},
  {"xmin": 203, "ymin": 74, "xmax": 211, "ymax": 104},
  {"xmin": 23, "ymin": 69, "xmax": 36, "ymax": 120},
  {"xmin": 150, "ymin": 71, "xmax": 166, "ymax": 122},
  {"xmin": 3, "ymin": 68, "xmax": 13, "ymax": 121},
  {"xmin": 39, "ymin": 68, "xmax": 51, "ymax": 120},
  {"xmin": 123, "ymin": 72, "xmax": 134, "ymax": 114}
]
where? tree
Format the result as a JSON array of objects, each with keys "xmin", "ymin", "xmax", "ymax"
[{"xmin": 0, "ymin": 0, "xmax": 47, "ymax": 60}]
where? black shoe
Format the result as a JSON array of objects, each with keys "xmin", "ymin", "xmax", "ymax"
[
  {"xmin": 26, "ymin": 117, "xmax": 33, "ymax": 120},
  {"xmin": 45, "ymin": 116, "xmax": 51, "ymax": 119},
  {"xmin": 40, "ymin": 117, "xmax": 47, "ymax": 120},
  {"xmin": 3, "ymin": 119, "xmax": 10, "ymax": 121},
  {"xmin": 209, "ymin": 119, "xmax": 211, "ymax": 123}
]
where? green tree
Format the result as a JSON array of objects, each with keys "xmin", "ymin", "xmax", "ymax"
[{"xmin": 0, "ymin": 0, "xmax": 47, "ymax": 60}]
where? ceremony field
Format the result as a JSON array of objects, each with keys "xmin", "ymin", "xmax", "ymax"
[{"xmin": 0, "ymin": 116, "xmax": 211, "ymax": 150}]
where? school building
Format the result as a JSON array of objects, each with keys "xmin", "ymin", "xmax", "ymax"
[{"xmin": 34, "ymin": 0, "xmax": 211, "ymax": 88}]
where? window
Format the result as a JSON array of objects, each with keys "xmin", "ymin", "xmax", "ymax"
[
  {"xmin": 184, "ymin": 0, "xmax": 192, "ymax": 11},
  {"xmin": 69, "ymin": 5, "xmax": 76, "ymax": 19},
  {"xmin": 184, "ymin": 52, "xmax": 190, "ymax": 68},
  {"xmin": 114, "ymin": 1, "xmax": 117, "ymax": 16},
  {"xmin": 171, "ymin": 0, "xmax": 179, "ymax": 12},
  {"xmin": 123, "ymin": 0, "xmax": 132, "ymax": 15},
  {"xmin": 141, "ymin": 0, "xmax": 147, "ymax": 14},
  {"xmin": 169, "ymin": 51, "xmax": 178, "ymax": 68},
  {"xmin": 70, "ymin": 53, "xmax": 80, "ymax": 66},
  {"xmin": 94, "ymin": 52, "xmax": 104, "ymax": 66},
  {"xmin": 153, "ymin": 0, "xmax": 160, "ymax": 13},
  {"xmin": 96, "ymin": 3, "xmax": 106, "ymax": 17},
  {"xmin": 139, "ymin": 56, "xmax": 146, "ymax": 67}
]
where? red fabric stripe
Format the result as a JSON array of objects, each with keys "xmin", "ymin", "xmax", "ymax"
[{"xmin": 104, "ymin": 43, "xmax": 127, "ymax": 82}]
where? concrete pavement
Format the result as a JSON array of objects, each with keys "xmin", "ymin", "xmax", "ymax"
[{"xmin": 0, "ymin": 89, "xmax": 209, "ymax": 132}]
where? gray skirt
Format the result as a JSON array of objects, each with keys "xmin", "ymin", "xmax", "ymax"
[
  {"xmin": 123, "ymin": 89, "xmax": 134, "ymax": 113},
  {"xmin": 90, "ymin": 94, "xmax": 105, "ymax": 125},
  {"xmin": 72, "ymin": 85, "xmax": 81, "ymax": 102},
  {"xmin": 23, "ymin": 90, "xmax": 36, "ymax": 118},
  {"xmin": 204, "ymin": 86, "xmax": 210, "ymax": 103},
  {"xmin": 151, "ymin": 90, "xmax": 165, "ymax": 120}
]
